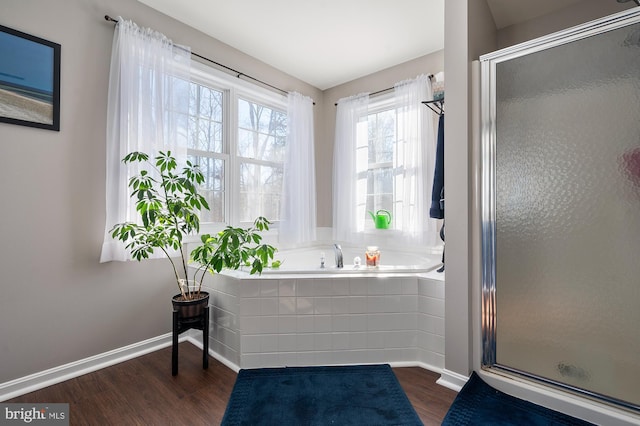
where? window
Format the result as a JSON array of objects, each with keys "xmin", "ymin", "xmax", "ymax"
[
  {"xmin": 187, "ymin": 83, "xmax": 225, "ymax": 223},
  {"xmin": 237, "ymin": 98, "xmax": 287, "ymax": 223},
  {"xmin": 186, "ymin": 63, "xmax": 287, "ymax": 226},
  {"xmin": 356, "ymin": 97, "xmax": 402, "ymax": 231}
]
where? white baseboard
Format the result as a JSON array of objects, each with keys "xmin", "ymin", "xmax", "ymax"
[
  {"xmin": 436, "ymin": 368, "xmax": 469, "ymax": 392},
  {"xmin": 0, "ymin": 333, "xmax": 187, "ymax": 402}
]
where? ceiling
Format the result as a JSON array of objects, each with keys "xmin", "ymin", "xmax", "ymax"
[{"xmin": 138, "ymin": 0, "xmax": 595, "ymax": 90}]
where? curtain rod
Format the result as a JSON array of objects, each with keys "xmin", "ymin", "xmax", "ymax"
[
  {"xmin": 334, "ymin": 74, "xmax": 434, "ymax": 106},
  {"xmin": 104, "ymin": 15, "xmax": 293, "ymax": 99}
]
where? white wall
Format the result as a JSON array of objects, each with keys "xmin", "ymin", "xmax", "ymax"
[
  {"xmin": 441, "ymin": 0, "xmax": 497, "ymax": 386},
  {"xmin": 0, "ymin": 0, "xmax": 320, "ymax": 384}
]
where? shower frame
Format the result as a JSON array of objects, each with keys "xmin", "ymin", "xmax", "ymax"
[{"xmin": 479, "ymin": 8, "xmax": 640, "ymax": 412}]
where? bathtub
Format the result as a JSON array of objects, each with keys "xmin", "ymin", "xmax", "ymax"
[
  {"xmin": 196, "ymin": 244, "xmax": 446, "ymax": 372},
  {"xmin": 244, "ymin": 245, "xmax": 442, "ymax": 276}
]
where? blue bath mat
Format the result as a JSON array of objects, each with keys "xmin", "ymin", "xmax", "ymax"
[
  {"xmin": 442, "ymin": 372, "xmax": 594, "ymax": 425},
  {"xmin": 221, "ymin": 364, "xmax": 422, "ymax": 425}
]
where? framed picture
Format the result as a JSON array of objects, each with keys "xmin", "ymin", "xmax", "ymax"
[{"xmin": 0, "ymin": 24, "xmax": 61, "ymax": 131}]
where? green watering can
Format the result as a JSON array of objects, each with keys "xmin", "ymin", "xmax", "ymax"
[{"xmin": 368, "ymin": 209, "xmax": 392, "ymax": 229}]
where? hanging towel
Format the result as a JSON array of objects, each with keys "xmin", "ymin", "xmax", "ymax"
[{"xmin": 430, "ymin": 114, "xmax": 445, "ymax": 219}]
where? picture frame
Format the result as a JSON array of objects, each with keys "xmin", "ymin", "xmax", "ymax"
[{"xmin": 0, "ymin": 24, "xmax": 61, "ymax": 131}]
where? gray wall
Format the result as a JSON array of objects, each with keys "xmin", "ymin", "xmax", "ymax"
[
  {"xmin": 497, "ymin": 0, "xmax": 634, "ymax": 48},
  {"xmin": 0, "ymin": 0, "xmax": 320, "ymax": 383}
]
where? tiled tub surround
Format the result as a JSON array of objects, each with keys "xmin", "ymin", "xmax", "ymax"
[{"xmin": 198, "ymin": 265, "xmax": 445, "ymax": 372}]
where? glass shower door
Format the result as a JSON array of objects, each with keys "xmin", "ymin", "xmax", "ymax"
[{"xmin": 481, "ymin": 10, "xmax": 640, "ymax": 410}]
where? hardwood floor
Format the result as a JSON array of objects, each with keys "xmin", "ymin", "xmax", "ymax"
[{"xmin": 8, "ymin": 343, "xmax": 458, "ymax": 425}]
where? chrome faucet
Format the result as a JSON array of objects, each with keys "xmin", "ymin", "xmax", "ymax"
[{"xmin": 333, "ymin": 244, "xmax": 344, "ymax": 268}]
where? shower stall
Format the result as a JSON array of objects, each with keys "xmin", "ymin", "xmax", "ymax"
[{"xmin": 480, "ymin": 9, "xmax": 640, "ymax": 412}]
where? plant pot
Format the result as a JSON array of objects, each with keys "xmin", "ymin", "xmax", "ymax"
[{"xmin": 171, "ymin": 291, "xmax": 209, "ymax": 319}]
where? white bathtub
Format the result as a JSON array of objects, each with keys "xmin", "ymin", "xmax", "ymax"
[{"xmin": 258, "ymin": 245, "xmax": 442, "ymax": 276}]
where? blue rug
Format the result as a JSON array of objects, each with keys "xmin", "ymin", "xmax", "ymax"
[
  {"xmin": 221, "ymin": 364, "xmax": 423, "ymax": 425},
  {"xmin": 442, "ymin": 372, "xmax": 595, "ymax": 425}
]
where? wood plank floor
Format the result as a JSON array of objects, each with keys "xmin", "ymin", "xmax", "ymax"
[{"xmin": 8, "ymin": 343, "xmax": 458, "ymax": 425}]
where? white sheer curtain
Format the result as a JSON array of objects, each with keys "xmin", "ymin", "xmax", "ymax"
[
  {"xmin": 333, "ymin": 93, "xmax": 369, "ymax": 243},
  {"xmin": 100, "ymin": 17, "xmax": 191, "ymax": 262},
  {"xmin": 394, "ymin": 74, "xmax": 437, "ymax": 246},
  {"xmin": 279, "ymin": 92, "xmax": 317, "ymax": 246}
]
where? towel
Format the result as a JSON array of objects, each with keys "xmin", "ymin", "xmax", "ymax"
[{"xmin": 430, "ymin": 114, "xmax": 445, "ymax": 219}]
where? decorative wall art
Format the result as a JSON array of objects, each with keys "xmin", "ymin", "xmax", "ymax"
[{"xmin": 0, "ymin": 24, "xmax": 60, "ymax": 131}]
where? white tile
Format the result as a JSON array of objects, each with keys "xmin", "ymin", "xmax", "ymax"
[
  {"xmin": 314, "ymin": 315, "xmax": 332, "ymax": 332},
  {"xmin": 296, "ymin": 297, "xmax": 314, "ymax": 315},
  {"xmin": 332, "ymin": 333, "xmax": 351, "ymax": 350},
  {"xmin": 368, "ymin": 280, "xmax": 387, "ymax": 295},
  {"xmin": 314, "ymin": 297, "xmax": 333, "ymax": 315},
  {"xmin": 241, "ymin": 335, "xmax": 261, "ymax": 353},
  {"xmin": 418, "ymin": 278, "xmax": 445, "ymax": 299},
  {"xmin": 279, "ymin": 280, "xmax": 296, "ymax": 297},
  {"xmin": 260, "ymin": 316, "xmax": 279, "ymax": 334},
  {"xmin": 240, "ymin": 282, "xmax": 261, "ymax": 298},
  {"xmin": 366, "ymin": 332, "xmax": 387, "ymax": 349},
  {"xmin": 240, "ymin": 316, "xmax": 262, "ymax": 334},
  {"xmin": 331, "ymin": 297, "xmax": 350, "ymax": 314},
  {"xmin": 349, "ymin": 278, "xmax": 368, "ymax": 296},
  {"xmin": 349, "ymin": 314, "xmax": 367, "ymax": 332},
  {"xmin": 296, "ymin": 333, "xmax": 315, "ymax": 351},
  {"xmin": 418, "ymin": 313, "xmax": 444, "ymax": 335},
  {"xmin": 314, "ymin": 350, "xmax": 333, "ymax": 365},
  {"xmin": 331, "ymin": 278, "xmax": 349, "ymax": 296},
  {"xmin": 314, "ymin": 333, "xmax": 332, "ymax": 351},
  {"xmin": 278, "ymin": 315, "xmax": 297, "ymax": 334},
  {"xmin": 297, "ymin": 280, "xmax": 315, "ymax": 297},
  {"xmin": 297, "ymin": 351, "xmax": 317, "ymax": 366},
  {"xmin": 239, "ymin": 298, "xmax": 261, "ymax": 316},
  {"xmin": 260, "ymin": 280, "xmax": 279, "ymax": 297},
  {"xmin": 401, "ymin": 278, "xmax": 419, "ymax": 295},
  {"xmin": 261, "ymin": 297, "xmax": 279, "ymax": 315},
  {"xmin": 279, "ymin": 297, "xmax": 296, "ymax": 315},
  {"xmin": 297, "ymin": 315, "xmax": 315, "ymax": 333},
  {"xmin": 419, "ymin": 296, "xmax": 445, "ymax": 317},
  {"xmin": 348, "ymin": 296, "xmax": 367, "ymax": 313},
  {"xmin": 418, "ymin": 331, "xmax": 445, "ymax": 353},
  {"xmin": 278, "ymin": 334, "xmax": 297, "ymax": 352},
  {"xmin": 260, "ymin": 334, "xmax": 279, "ymax": 353},
  {"xmin": 398, "ymin": 295, "xmax": 419, "ymax": 312},
  {"xmin": 367, "ymin": 296, "xmax": 389, "ymax": 313},
  {"xmin": 279, "ymin": 352, "xmax": 300, "ymax": 367},
  {"xmin": 313, "ymin": 279, "xmax": 334, "ymax": 296},
  {"xmin": 348, "ymin": 332, "xmax": 368, "ymax": 349},
  {"xmin": 332, "ymin": 315, "xmax": 351, "ymax": 332},
  {"xmin": 383, "ymin": 279, "xmax": 404, "ymax": 295}
]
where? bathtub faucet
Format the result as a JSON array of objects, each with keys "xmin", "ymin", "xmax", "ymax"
[{"xmin": 333, "ymin": 244, "xmax": 344, "ymax": 268}]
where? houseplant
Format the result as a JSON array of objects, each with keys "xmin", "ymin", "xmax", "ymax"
[{"xmin": 110, "ymin": 150, "xmax": 277, "ymax": 306}]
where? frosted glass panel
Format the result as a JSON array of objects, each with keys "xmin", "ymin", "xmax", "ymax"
[{"xmin": 494, "ymin": 22, "xmax": 640, "ymax": 407}]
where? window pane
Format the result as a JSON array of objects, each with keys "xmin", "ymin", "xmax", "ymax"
[
  {"xmin": 189, "ymin": 83, "xmax": 223, "ymax": 153},
  {"xmin": 189, "ymin": 155, "xmax": 225, "ymax": 223},
  {"xmin": 237, "ymin": 98, "xmax": 287, "ymax": 162},
  {"xmin": 239, "ymin": 162, "xmax": 282, "ymax": 222},
  {"xmin": 356, "ymin": 108, "xmax": 399, "ymax": 230},
  {"xmin": 368, "ymin": 110, "xmax": 395, "ymax": 164}
]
